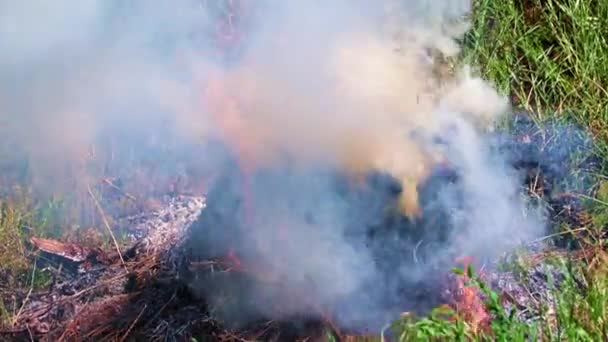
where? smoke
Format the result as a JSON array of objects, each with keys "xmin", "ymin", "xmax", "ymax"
[
  {"xmin": 1, "ymin": 0, "xmax": 551, "ymax": 332},
  {"xmin": 0, "ymin": 0, "xmax": 218, "ymax": 198}
]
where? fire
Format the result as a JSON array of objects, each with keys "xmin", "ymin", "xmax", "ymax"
[{"xmin": 453, "ymin": 256, "xmax": 491, "ymax": 334}]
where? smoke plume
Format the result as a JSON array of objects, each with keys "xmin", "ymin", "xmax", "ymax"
[{"xmin": 1, "ymin": 0, "xmax": 549, "ymax": 332}]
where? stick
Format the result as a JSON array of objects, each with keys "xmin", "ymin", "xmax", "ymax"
[
  {"xmin": 87, "ymin": 184, "xmax": 127, "ymax": 272},
  {"xmin": 26, "ymin": 324, "xmax": 34, "ymax": 342},
  {"xmin": 142, "ymin": 292, "xmax": 176, "ymax": 329},
  {"xmin": 119, "ymin": 304, "xmax": 147, "ymax": 342},
  {"xmin": 12, "ymin": 259, "xmax": 37, "ymax": 326},
  {"xmin": 101, "ymin": 178, "xmax": 137, "ymax": 202},
  {"xmin": 530, "ymin": 227, "xmax": 589, "ymax": 244},
  {"xmin": 413, "ymin": 239, "xmax": 423, "ymax": 264},
  {"xmin": 323, "ymin": 314, "xmax": 342, "ymax": 342}
]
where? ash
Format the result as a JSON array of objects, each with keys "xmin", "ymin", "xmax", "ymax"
[
  {"xmin": 490, "ymin": 262, "xmax": 566, "ymax": 323},
  {"xmin": 119, "ymin": 195, "xmax": 206, "ymax": 248},
  {"xmin": 492, "ymin": 113, "xmax": 599, "ymax": 194}
]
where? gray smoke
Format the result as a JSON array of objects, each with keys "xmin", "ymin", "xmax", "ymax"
[{"xmin": 0, "ymin": 0, "xmax": 550, "ymax": 332}]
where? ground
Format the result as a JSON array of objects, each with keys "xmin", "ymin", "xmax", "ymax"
[{"xmin": 1, "ymin": 0, "xmax": 608, "ymax": 341}]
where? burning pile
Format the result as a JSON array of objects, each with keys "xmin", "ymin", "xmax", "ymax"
[
  {"xmin": 179, "ymin": 115, "xmax": 596, "ymax": 335},
  {"xmin": 175, "ymin": 2, "xmax": 599, "ymax": 335},
  {"xmin": 0, "ymin": 0, "xmax": 600, "ymax": 340},
  {"xmin": 181, "ymin": 0, "xmax": 543, "ymax": 333}
]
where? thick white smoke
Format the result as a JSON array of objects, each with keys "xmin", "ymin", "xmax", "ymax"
[{"xmin": 0, "ymin": 0, "xmax": 547, "ymax": 331}]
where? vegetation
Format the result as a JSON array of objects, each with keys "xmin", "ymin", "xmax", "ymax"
[
  {"xmin": 0, "ymin": 196, "xmax": 53, "ymax": 326},
  {"xmin": 463, "ymin": 0, "xmax": 607, "ymax": 139}
]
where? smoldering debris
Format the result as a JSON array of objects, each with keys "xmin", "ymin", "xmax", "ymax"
[
  {"xmin": 0, "ymin": 196, "xmax": 206, "ymax": 341},
  {"xmin": 0, "ymin": 195, "xmax": 335, "ymax": 342}
]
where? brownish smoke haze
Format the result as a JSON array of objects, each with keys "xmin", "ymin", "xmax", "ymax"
[{"xmin": 203, "ymin": 4, "xmax": 509, "ymax": 217}]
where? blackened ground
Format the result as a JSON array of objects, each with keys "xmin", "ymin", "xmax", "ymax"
[
  {"xmin": 493, "ymin": 113, "xmax": 599, "ymax": 195},
  {"xmin": 493, "ymin": 113, "xmax": 600, "ymax": 249}
]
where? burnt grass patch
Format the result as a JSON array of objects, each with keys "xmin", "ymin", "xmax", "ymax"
[{"xmin": 3, "ymin": 118, "xmax": 594, "ymax": 340}]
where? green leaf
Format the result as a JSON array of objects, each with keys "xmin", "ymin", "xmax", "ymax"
[
  {"xmin": 467, "ymin": 263, "xmax": 475, "ymax": 278},
  {"xmin": 489, "ymin": 291, "xmax": 499, "ymax": 304},
  {"xmin": 452, "ymin": 267, "xmax": 465, "ymax": 276}
]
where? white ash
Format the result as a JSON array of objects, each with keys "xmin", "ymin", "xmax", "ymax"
[
  {"xmin": 489, "ymin": 262, "xmax": 567, "ymax": 324},
  {"xmin": 115, "ymin": 194, "xmax": 206, "ymax": 279},
  {"xmin": 118, "ymin": 195, "xmax": 206, "ymax": 249}
]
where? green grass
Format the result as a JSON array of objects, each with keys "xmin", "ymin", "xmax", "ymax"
[
  {"xmin": 462, "ymin": 0, "xmax": 608, "ymax": 138},
  {"xmin": 392, "ymin": 260, "xmax": 608, "ymax": 341},
  {"xmin": 0, "ymin": 197, "xmax": 53, "ymax": 326}
]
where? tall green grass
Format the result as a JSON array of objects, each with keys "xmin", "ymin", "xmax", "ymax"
[{"xmin": 462, "ymin": 0, "xmax": 608, "ymax": 144}]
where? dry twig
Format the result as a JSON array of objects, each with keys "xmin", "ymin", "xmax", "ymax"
[
  {"xmin": 101, "ymin": 178, "xmax": 137, "ymax": 202},
  {"xmin": 87, "ymin": 184, "xmax": 127, "ymax": 272},
  {"xmin": 120, "ymin": 304, "xmax": 147, "ymax": 342},
  {"xmin": 12, "ymin": 259, "xmax": 37, "ymax": 326}
]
